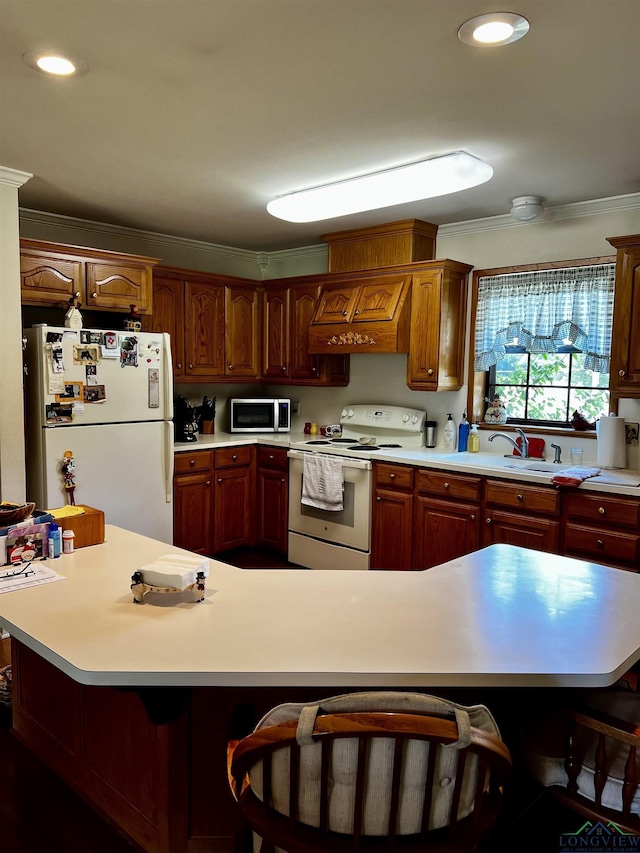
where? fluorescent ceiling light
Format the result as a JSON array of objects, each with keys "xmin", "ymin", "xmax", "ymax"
[
  {"xmin": 458, "ymin": 13, "xmax": 530, "ymax": 47},
  {"xmin": 22, "ymin": 50, "xmax": 88, "ymax": 76},
  {"xmin": 267, "ymin": 152, "xmax": 493, "ymax": 223}
]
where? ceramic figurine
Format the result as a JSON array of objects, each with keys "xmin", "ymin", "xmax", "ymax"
[
  {"xmin": 484, "ymin": 395, "xmax": 508, "ymax": 425},
  {"xmin": 64, "ymin": 297, "xmax": 83, "ymax": 330}
]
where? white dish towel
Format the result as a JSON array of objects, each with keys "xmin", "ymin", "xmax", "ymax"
[{"xmin": 301, "ymin": 454, "xmax": 344, "ymax": 511}]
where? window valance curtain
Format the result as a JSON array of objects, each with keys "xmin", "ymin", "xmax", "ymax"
[{"xmin": 474, "ymin": 264, "xmax": 615, "ymax": 373}]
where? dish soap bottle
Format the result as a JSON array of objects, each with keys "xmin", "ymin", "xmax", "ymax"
[
  {"xmin": 468, "ymin": 423, "xmax": 480, "ymax": 453},
  {"xmin": 443, "ymin": 413, "xmax": 456, "ymax": 451},
  {"xmin": 458, "ymin": 412, "xmax": 470, "ymax": 452}
]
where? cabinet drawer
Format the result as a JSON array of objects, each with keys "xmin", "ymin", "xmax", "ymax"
[
  {"xmin": 564, "ymin": 493, "xmax": 640, "ymax": 530},
  {"xmin": 257, "ymin": 446, "xmax": 288, "ymax": 471},
  {"xmin": 374, "ymin": 463, "xmax": 414, "ymax": 492},
  {"xmin": 174, "ymin": 450, "xmax": 214, "ymax": 474},
  {"xmin": 485, "ymin": 479, "xmax": 560, "ymax": 515},
  {"xmin": 416, "ymin": 469, "xmax": 481, "ymax": 501},
  {"xmin": 564, "ymin": 523, "xmax": 640, "ymax": 566},
  {"xmin": 215, "ymin": 445, "xmax": 253, "ymax": 469}
]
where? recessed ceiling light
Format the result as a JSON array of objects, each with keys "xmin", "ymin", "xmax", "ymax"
[
  {"xmin": 267, "ymin": 152, "xmax": 493, "ymax": 223},
  {"xmin": 22, "ymin": 50, "xmax": 88, "ymax": 77},
  {"xmin": 458, "ymin": 12, "xmax": 530, "ymax": 47}
]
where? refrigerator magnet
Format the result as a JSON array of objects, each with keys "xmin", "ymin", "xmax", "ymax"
[
  {"xmin": 85, "ymin": 364, "xmax": 98, "ymax": 386},
  {"xmin": 84, "ymin": 385, "xmax": 106, "ymax": 403},
  {"xmin": 73, "ymin": 344, "xmax": 101, "ymax": 365},
  {"xmin": 120, "ymin": 336, "xmax": 138, "ymax": 368},
  {"xmin": 56, "ymin": 382, "xmax": 84, "ymax": 403}
]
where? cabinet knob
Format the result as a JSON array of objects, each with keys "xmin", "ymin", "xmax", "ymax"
[
  {"xmin": 269, "ymin": 454, "xmax": 274, "ymax": 460},
  {"xmin": 206, "ymin": 480, "xmax": 211, "ymax": 486},
  {"xmin": 470, "ymin": 514, "xmax": 475, "ymax": 521},
  {"xmin": 427, "ymin": 368, "xmax": 434, "ymax": 376},
  {"xmin": 75, "ymin": 291, "xmax": 81, "ymax": 298},
  {"xmin": 389, "ymin": 473, "xmax": 396, "ymax": 479},
  {"xmin": 619, "ymin": 369, "xmax": 626, "ymax": 377},
  {"xmin": 228, "ymin": 364, "xmax": 233, "ymax": 370},
  {"xmin": 232, "ymin": 454, "xmax": 237, "ymax": 461},
  {"xmin": 376, "ymin": 496, "xmax": 381, "ymax": 501},
  {"xmin": 92, "ymin": 292, "xmax": 97, "ymax": 298},
  {"xmin": 486, "ymin": 517, "xmax": 492, "ymax": 524},
  {"xmin": 281, "ymin": 478, "xmax": 285, "ymax": 483},
  {"xmin": 312, "ymin": 367, "xmax": 317, "ymax": 373},
  {"xmin": 596, "ymin": 539, "xmax": 604, "ymax": 547},
  {"xmin": 217, "ymin": 478, "xmax": 222, "ymax": 484},
  {"xmin": 281, "ymin": 366, "xmax": 286, "ymax": 371},
  {"xmin": 516, "ymin": 494, "xmax": 524, "ymax": 502},
  {"xmin": 177, "ymin": 363, "xmax": 182, "ymax": 370},
  {"xmin": 189, "ymin": 363, "xmax": 193, "ymax": 369},
  {"xmin": 354, "ymin": 310, "xmax": 360, "ymax": 316},
  {"xmin": 598, "ymin": 506, "xmax": 605, "ymax": 515},
  {"xmin": 342, "ymin": 311, "xmax": 348, "ymax": 316},
  {"xmin": 444, "ymin": 482, "xmax": 449, "ymax": 489},
  {"xmin": 189, "ymin": 459, "xmax": 195, "ymax": 466}
]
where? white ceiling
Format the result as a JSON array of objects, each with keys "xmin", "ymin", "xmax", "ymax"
[{"xmin": 1, "ymin": 0, "xmax": 639, "ymax": 251}]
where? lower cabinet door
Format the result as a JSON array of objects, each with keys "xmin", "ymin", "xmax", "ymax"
[
  {"xmin": 173, "ymin": 472, "xmax": 213, "ymax": 555},
  {"xmin": 413, "ymin": 497, "xmax": 480, "ymax": 569},
  {"xmin": 483, "ymin": 509, "xmax": 560, "ymax": 552},
  {"xmin": 214, "ymin": 467, "xmax": 253, "ymax": 553},
  {"xmin": 257, "ymin": 468, "xmax": 288, "ymax": 554},
  {"xmin": 371, "ymin": 488, "xmax": 413, "ymax": 570}
]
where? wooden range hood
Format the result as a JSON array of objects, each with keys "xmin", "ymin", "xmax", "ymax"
[{"xmin": 308, "ymin": 220, "xmax": 438, "ymax": 355}]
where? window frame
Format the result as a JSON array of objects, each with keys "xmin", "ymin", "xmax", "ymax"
[{"xmin": 466, "ymin": 255, "xmax": 616, "ymax": 435}]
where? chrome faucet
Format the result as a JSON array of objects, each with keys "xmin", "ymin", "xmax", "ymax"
[{"xmin": 488, "ymin": 428, "xmax": 530, "ymax": 458}]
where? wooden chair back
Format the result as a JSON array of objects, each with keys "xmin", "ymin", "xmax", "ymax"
[{"xmin": 229, "ymin": 710, "xmax": 512, "ymax": 852}]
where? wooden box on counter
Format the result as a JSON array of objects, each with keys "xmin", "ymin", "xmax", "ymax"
[{"xmin": 57, "ymin": 506, "xmax": 105, "ymax": 548}]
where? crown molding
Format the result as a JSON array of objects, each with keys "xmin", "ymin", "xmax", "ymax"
[
  {"xmin": 0, "ymin": 167, "xmax": 33, "ymax": 189},
  {"xmin": 438, "ymin": 193, "xmax": 640, "ymax": 238},
  {"xmin": 19, "ymin": 193, "xmax": 640, "ymax": 272}
]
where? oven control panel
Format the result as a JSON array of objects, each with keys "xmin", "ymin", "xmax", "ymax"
[{"xmin": 340, "ymin": 405, "xmax": 426, "ymax": 432}]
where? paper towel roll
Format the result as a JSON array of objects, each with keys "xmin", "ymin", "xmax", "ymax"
[{"xmin": 596, "ymin": 414, "xmax": 626, "ymax": 469}]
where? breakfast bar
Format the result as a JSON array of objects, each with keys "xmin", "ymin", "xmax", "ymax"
[{"xmin": 1, "ymin": 526, "xmax": 639, "ymax": 851}]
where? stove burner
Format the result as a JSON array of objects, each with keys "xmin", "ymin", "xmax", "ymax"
[
  {"xmin": 329, "ymin": 438, "xmax": 353, "ymax": 444},
  {"xmin": 378, "ymin": 443, "xmax": 403, "ymax": 448},
  {"xmin": 346, "ymin": 445, "xmax": 380, "ymax": 451},
  {"xmin": 306, "ymin": 440, "xmax": 331, "ymax": 445}
]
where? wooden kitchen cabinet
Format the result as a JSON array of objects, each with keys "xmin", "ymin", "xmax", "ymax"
[
  {"xmin": 407, "ymin": 260, "xmax": 472, "ymax": 391},
  {"xmin": 256, "ymin": 446, "xmax": 289, "ymax": 554},
  {"xmin": 562, "ymin": 491, "xmax": 640, "ymax": 571},
  {"xmin": 153, "ymin": 266, "xmax": 257, "ymax": 382},
  {"xmin": 482, "ymin": 479, "xmax": 560, "ymax": 552},
  {"xmin": 413, "ymin": 470, "xmax": 481, "ymax": 569},
  {"xmin": 261, "ymin": 282, "xmax": 350, "ymax": 385},
  {"xmin": 371, "ymin": 463, "xmax": 414, "ymax": 570},
  {"xmin": 607, "ymin": 234, "xmax": 640, "ymax": 400},
  {"xmin": 20, "ymin": 239, "xmax": 157, "ymax": 313},
  {"xmin": 213, "ymin": 446, "xmax": 255, "ymax": 553},
  {"xmin": 173, "ymin": 450, "xmax": 214, "ymax": 555}
]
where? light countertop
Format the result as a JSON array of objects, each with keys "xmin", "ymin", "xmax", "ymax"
[
  {"xmin": 175, "ymin": 434, "xmax": 640, "ymax": 496},
  {"xmin": 1, "ymin": 525, "xmax": 639, "ymax": 689}
]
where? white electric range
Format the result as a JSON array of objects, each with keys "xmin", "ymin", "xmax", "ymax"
[{"xmin": 287, "ymin": 405, "xmax": 427, "ymax": 570}]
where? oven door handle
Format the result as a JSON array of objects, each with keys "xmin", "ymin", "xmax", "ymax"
[{"xmin": 287, "ymin": 449, "xmax": 372, "ymax": 470}]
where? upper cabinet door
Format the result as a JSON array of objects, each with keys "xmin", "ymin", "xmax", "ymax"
[
  {"xmin": 607, "ymin": 235, "xmax": 640, "ymax": 399},
  {"xmin": 262, "ymin": 286, "xmax": 290, "ymax": 379},
  {"xmin": 290, "ymin": 284, "xmax": 322, "ymax": 381},
  {"xmin": 151, "ymin": 274, "xmax": 186, "ymax": 378},
  {"xmin": 184, "ymin": 280, "xmax": 225, "ymax": 376},
  {"xmin": 312, "ymin": 284, "xmax": 360, "ymax": 324},
  {"xmin": 351, "ymin": 276, "xmax": 408, "ymax": 323},
  {"xmin": 86, "ymin": 260, "xmax": 153, "ymax": 313},
  {"xmin": 225, "ymin": 285, "xmax": 260, "ymax": 379},
  {"xmin": 20, "ymin": 249, "xmax": 83, "ymax": 306}
]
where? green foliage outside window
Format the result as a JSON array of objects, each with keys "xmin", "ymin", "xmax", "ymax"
[{"xmin": 489, "ymin": 350, "xmax": 609, "ymax": 425}]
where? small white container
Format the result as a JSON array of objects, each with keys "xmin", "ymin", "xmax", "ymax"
[
  {"xmin": 570, "ymin": 448, "xmax": 584, "ymax": 467},
  {"xmin": 62, "ymin": 529, "xmax": 75, "ymax": 554}
]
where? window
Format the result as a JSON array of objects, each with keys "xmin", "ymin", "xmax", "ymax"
[{"xmin": 469, "ymin": 259, "xmax": 616, "ymax": 427}]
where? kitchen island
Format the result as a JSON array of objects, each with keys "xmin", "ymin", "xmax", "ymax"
[{"xmin": 2, "ymin": 526, "xmax": 640, "ymax": 851}]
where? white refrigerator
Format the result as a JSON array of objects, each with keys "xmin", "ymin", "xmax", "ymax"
[{"xmin": 24, "ymin": 325, "xmax": 174, "ymax": 544}]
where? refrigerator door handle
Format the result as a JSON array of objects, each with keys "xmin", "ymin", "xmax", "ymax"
[
  {"xmin": 164, "ymin": 420, "xmax": 174, "ymax": 503},
  {"xmin": 162, "ymin": 333, "xmax": 174, "ymax": 419}
]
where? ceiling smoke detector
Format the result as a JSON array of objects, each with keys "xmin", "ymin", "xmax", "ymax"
[{"xmin": 510, "ymin": 196, "xmax": 545, "ymax": 221}]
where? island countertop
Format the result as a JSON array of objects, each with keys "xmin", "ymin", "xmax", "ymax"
[{"xmin": 1, "ymin": 525, "xmax": 639, "ymax": 690}]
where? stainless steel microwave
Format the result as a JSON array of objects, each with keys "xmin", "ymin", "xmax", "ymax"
[{"xmin": 229, "ymin": 398, "xmax": 291, "ymax": 433}]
